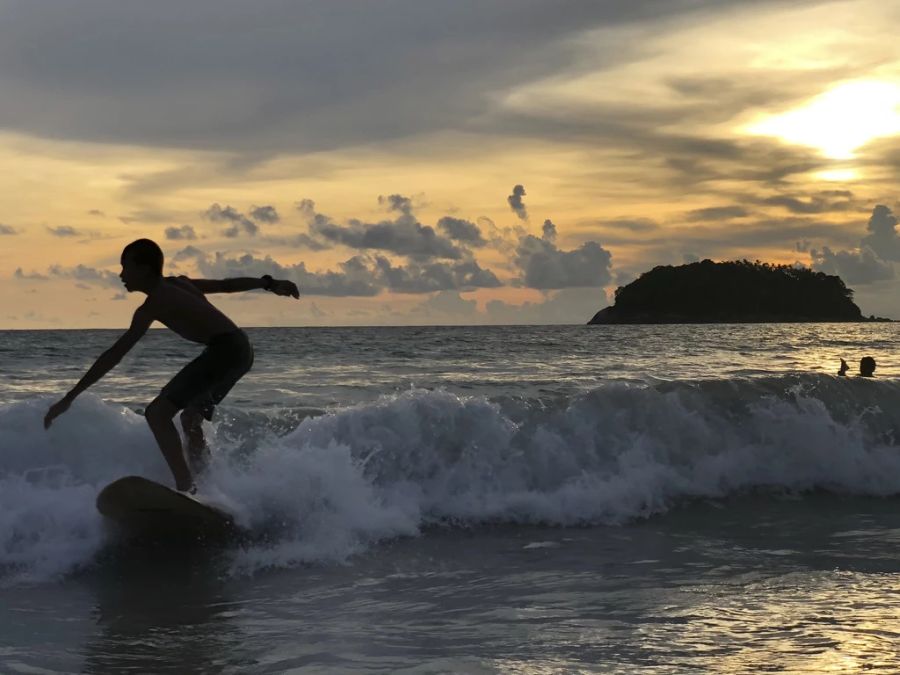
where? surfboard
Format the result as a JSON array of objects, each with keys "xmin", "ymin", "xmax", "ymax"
[{"xmin": 96, "ymin": 475, "xmax": 238, "ymax": 539}]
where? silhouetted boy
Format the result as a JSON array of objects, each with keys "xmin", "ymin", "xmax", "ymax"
[{"xmin": 44, "ymin": 239, "xmax": 299, "ymax": 492}]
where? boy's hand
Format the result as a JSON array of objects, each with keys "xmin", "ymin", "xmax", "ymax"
[
  {"xmin": 270, "ymin": 279, "xmax": 300, "ymax": 299},
  {"xmin": 44, "ymin": 396, "xmax": 72, "ymax": 429}
]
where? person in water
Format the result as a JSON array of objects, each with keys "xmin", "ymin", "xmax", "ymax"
[
  {"xmin": 837, "ymin": 356, "xmax": 876, "ymax": 377},
  {"xmin": 859, "ymin": 356, "xmax": 876, "ymax": 377},
  {"xmin": 44, "ymin": 239, "xmax": 300, "ymax": 492}
]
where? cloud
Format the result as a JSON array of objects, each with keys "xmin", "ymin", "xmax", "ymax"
[
  {"xmin": 0, "ymin": 2, "xmax": 718, "ymax": 153},
  {"xmin": 111, "ymin": 292, "xmax": 127, "ymax": 300},
  {"xmin": 0, "ymin": 223, "xmax": 17, "ymax": 235},
  {"xmin": 806, "ymin": 205, "xmax": 900, "ymax": 286},
  {"xmin": 541, "ymin": 219, "xmax": 557, "ymax": 243},
  {"xmin": 87, "ymin": 209, "xmax": 105, "ymax": 216},
  {"xmin": 761, "ymin": 190, "xmax": 856, "ymax": 214},
  {"xmin": 507, "ymin": 184, "xmax": 528, "ymax": 221},
  {"xmin": 250, "ymin": 205, "xmax": 279, "ymax": 223},
  {"xmin": 180, "ymin": 245, "xmax": 501, "ymax": 297},
  {"xmin": 436, "ymin": 216, "xmax": 486, "ymax": 246},
  {"xmin": 173, "ymin": 245, "xmax": 205, "ymax": 262},
  {"xmin": 192, "ymin": 250, "xmax": 381, "ymax": 297},
  {"xmin": 686, "ymin": 205, "xmax": 749, "ymax": 221},
  {"xmin": 310, "ymin": 200, "xmax": 464, "ymax": 260},
  {"xmin": 417, "ymin": 290, "xmax": 479, "ymax": 319},
  {"xmin": 165, "ymin": 224, "xmax": 197, "ymax": 240},
  {"xmin": 296, "ymin": 199, "xmax": 317, "ymax": 217},
  {"xmin": 860, "ymin": 204, "xmax": 900, "ymax": 262},
  {"xmin": 204, "ymin": 203, "xmax": 258, "ymax": 237},
  {"xmin": 374, "ymin": 256, "xmax": 501, "ymax": 293},
  {"xmin": 118, "ymin": 209, "xmax": 178, "ymax": 224},
  {"xmin": 379, "ymin": 194, "xmax": 413, "ymax": 216},
  {"xmin": 14, "ymin": 268, "xmax": 48, "ymax": 281},
  {"xmin": 47, "ymin": 226, "xmax": 80, "ymax": 237},
  {"xmin": 485, "ymin": 287, "xmax": 608, "ymax": 324},
  {"xmin": 515, "ymin": 234, "xmax": 612, "ymax": 289},
  {"xmin": 810, "ymin": 246, "xmax": 893, "ymax": 285},
  {"xmin": 47, "ymin": 264, "xmax": 121, "ymax": 288}
]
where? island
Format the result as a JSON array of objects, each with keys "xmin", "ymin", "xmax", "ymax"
[{"xmin": 588, "ymin": 259, "xmax": 888, "ymax": 324}]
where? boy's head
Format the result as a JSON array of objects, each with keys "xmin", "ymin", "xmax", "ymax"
[
  {"xmin": 860, "ymin": 356, "xmax": 876, "ymax": 377},
  {"xmin": 120, "ymin": 239, "xmax": 164, "ymax": 292}
]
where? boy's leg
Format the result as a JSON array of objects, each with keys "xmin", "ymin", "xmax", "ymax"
[
  {"xmin": 145, "ymin": 396, "xmax": 194, "ymax": 492},
  {"xmin": 180, "ymin": 407, "xmax": 210, "ymax": 475}
]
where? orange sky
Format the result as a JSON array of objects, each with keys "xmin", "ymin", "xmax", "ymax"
[{"xmin": 2, "ymin": 0, "xmax": 899, "ymax": 327}]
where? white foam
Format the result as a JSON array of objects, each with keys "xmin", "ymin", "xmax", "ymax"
[{"xmin": 3, "ymin": 377, "xmax": 900, "ymax": 582}]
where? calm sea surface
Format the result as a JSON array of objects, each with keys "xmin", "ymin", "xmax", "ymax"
[{"xmin": 2, "ymin": 323, "xmax": 900, "ymax": 673}]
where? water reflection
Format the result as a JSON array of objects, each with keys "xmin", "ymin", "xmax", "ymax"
[{"xmin": 81, "ymin": 543, "xmax": 250, "ymax": 674}]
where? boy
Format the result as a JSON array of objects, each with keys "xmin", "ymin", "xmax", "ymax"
[{"xmin": 44, "ymin": 239, "xmax": 299, "ymax": 492}]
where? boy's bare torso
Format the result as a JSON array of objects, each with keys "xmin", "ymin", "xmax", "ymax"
[{"xmin": 143, "ymin": 276, "xmax": 238, "ymax": 344}]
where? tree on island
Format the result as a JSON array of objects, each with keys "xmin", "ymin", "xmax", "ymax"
[{"xmin": 588, "ymin": 259, "xmax": 876, "ymax": 324}]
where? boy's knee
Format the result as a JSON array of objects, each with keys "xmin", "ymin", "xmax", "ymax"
[{"xmin": 145, "ymin": 397, "xmax": 177, "ymax": 426}]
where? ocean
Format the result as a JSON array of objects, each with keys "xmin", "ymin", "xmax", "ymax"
[{"xmin": 2, "ymin": 323, "xmax": 900, "ymax": 673}]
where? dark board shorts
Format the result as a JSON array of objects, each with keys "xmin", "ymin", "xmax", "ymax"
[{"xmin": 160, "ymin": 330, "xmax": 254, "ymax": 420}]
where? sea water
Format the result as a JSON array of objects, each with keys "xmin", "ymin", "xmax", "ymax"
[{"xmin": 2, "ymin": 323, "xmax": 900, "ymax": 673}]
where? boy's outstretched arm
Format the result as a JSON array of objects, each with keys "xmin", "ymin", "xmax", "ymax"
[
  {"xmin": 44, "ymin": 307, "xmax": 154, "ymax": 429},
  {"xmin": 188, "ymin": 275, "xmax": 300, "ymax": 298}
]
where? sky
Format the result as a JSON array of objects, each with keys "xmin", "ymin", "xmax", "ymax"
[{"xmin": 2, "ymin": 0, "xmax": 900, "ymax": 328}]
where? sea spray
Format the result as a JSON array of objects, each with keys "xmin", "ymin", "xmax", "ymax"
[{"xmin": 3, "ymin": 375, "xmax": 900, "ymax": 581}]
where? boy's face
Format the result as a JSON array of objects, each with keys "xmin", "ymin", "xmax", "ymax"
[{"xmin": 119, "ymin": 253, "xmax": 150, "ymax": 291}]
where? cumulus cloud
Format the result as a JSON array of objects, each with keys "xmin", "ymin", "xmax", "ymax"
[
  {"xmin": 195, "ymin": 250, "xmax": 381, "ymax": 297},
  {"xmin": 0, "ymin": 223, "xmax": 17, "ymax": 235},
  {"xmin": 178, "ymin": 244, "xmax": 501, "ymax": 297},
  {"xmin": 204, "ymin": 203, "xmax": 258, "ymax": 237},
  {"xmin": 310, "ymin": 198, "xmax": 464, "ymax": 260},
  {"xmin": 47, "ymin": 264, "xmax": 121, "ymax": 288},
  {"xmin": 810, "ymin": 246, "xmax": 893, "ymax": 284},
  {"xmin": 375, "ymin": 257, "xmax": 500, "ymax": 293},
  {"xmin": 860, "ymin": 204, "xmax": 900, "ymax": 261},
  {"xmin": 47, "ymin": 226, "xmax": 80, "ymax": 237},
  {"xmin": 165, "ymin": 224, "xmax": 197, "ymax": 240},
  {"xmin": 14, "ymin": 268, "xmax": 49, "ymax": 281},
  {"xmin": 379, "ymin": 194, "xmax": 413, "ymax": 216},
  {"xmin": 515, "ymin": 234, "xmax": 612, "ymax": 289},
  {"xmin": 436, "ymin": 216, "xmax": 486, "ymax": 246},
  {"xmin": 807, "ymin": 205, "xmax": 900, "ymax": 286},
  {"xmin": 250, "ymin": 205, "xmax": 279, "ymax": 223},
  {"xmin": 296, "ymin": 199, "xmax": 317, "ymax": 217},
  {"xmin": 541, "ymin": 219, "xmax": 557, "ymax": 242},
  {"xmin": 507, "ymin": 184, "xmax": 528, "ymax": 221}
]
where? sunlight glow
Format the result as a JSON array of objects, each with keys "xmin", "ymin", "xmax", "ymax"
[
  {"xmin": 813, "ymin": 168, "xmax": 860, "ymax": 182},
  {"xmin": 746, "ymin": 80, "xmax": 900, "ymax": 159}
]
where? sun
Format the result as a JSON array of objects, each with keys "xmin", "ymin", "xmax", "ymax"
[{"xmin": 745, "ymin": 79, "xmax": 900, "ymax": 160}]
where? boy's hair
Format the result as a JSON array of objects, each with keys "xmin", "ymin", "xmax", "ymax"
[{"xmin": 121, "ymin": 239, "xmax": 164, "ymax": 276}]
